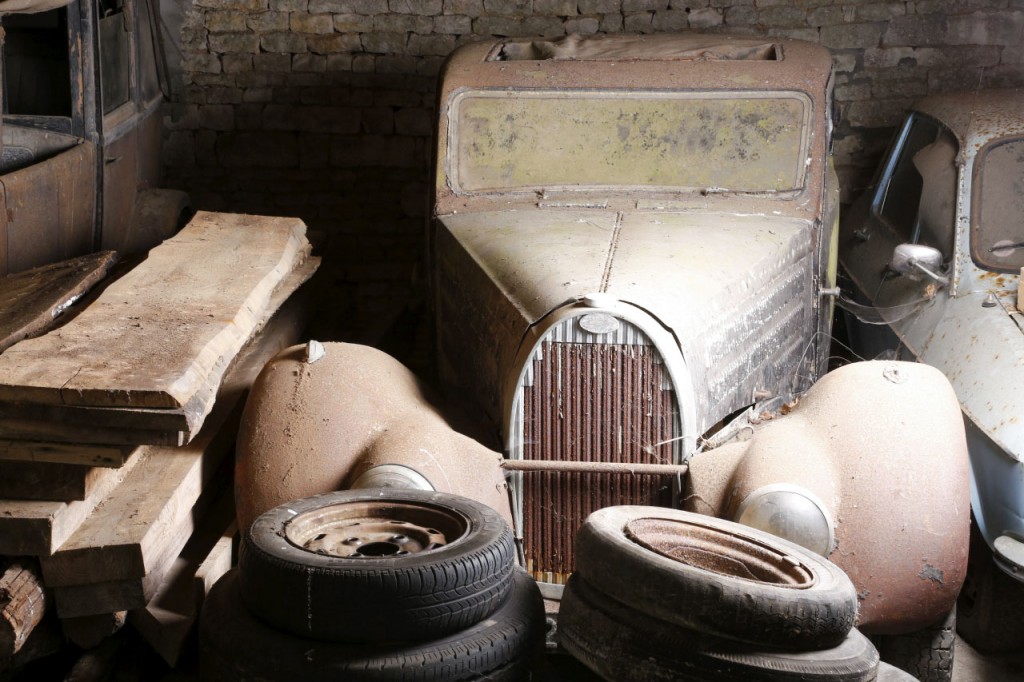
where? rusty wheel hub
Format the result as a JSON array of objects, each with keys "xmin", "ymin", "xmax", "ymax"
[
  {"xmin": 625, "ymin": 517, "xmax": 816, "ymax": 587},
  {"xmin": 284, "ymin": 500, "xmax": 470, "ymax": 559}
]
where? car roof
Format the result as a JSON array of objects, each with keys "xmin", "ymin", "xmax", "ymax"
[
  {"xmin": 914, "ymin": 88, "xmax": 1024, "ymax": 150},
  {"xmin": 439, "ymin": 32, "xmax": 834, "ymax": 95}
]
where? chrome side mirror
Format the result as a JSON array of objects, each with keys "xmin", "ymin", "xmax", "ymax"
[{"xmin": 890, "ymin": 243, "xmax": 949, "ymax": 286}]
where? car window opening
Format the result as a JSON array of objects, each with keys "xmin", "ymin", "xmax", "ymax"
[
  {"xmin": 490, "ymin": 34, "xmax": 780, "ymax": 63},
  {"xmin": 2, "ymin": 7, "xmax": 72, "ymax": 117}
]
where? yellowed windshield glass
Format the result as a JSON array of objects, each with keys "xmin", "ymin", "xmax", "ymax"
[{"xmin": 449, "ymin": 90, "xmax": 811, "ymax": 194}]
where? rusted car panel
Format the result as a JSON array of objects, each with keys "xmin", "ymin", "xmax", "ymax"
[
  {"xmin": 235, "ymin": 342, "xmax": 513, "ymax": 533},
  {"xmin": 840, "ymin": 89, "xmax": 1024, "ymax": 581},
  {"xmin": 685, "ymin": 361, "xmax": 970, "ymax": 633},
  {"xmin": 0, "ymin": 0, "xmax": 187, "ymax": 275}
]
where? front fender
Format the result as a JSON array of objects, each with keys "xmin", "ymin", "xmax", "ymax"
[
  {"xmin": 686, "ymin": 360, "xmax": 970, "ymax": 634},
  {"xmin": 234, "ymin": 342, "xmax": 511, "ymax": 532}
]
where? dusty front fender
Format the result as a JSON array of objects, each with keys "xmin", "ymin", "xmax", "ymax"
[
  {"xmin": 234, "ymin": 342, "xmax": 511, "ymax": 532},
  {"xmin": 686, "ymin": 361, "xmax": 970, "ymax": 634}
]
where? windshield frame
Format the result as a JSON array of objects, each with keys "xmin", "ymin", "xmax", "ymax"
[{"xmin": 445, "ymin": 87, "xmax": 814, "ymax": 198}]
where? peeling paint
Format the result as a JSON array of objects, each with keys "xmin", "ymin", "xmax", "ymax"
[{"xmin": 919, "ymin": 563, "xmax": 945, "ymax": 584}]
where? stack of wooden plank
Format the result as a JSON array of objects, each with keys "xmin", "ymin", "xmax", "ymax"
[{"xmin": 0, "ymin": 211, "xmax": 319, "ymax": 668}]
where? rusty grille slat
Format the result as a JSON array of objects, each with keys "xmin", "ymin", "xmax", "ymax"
[{"xmin": 522, "ymin": 341, "xmax": 676, "ymax": 583}]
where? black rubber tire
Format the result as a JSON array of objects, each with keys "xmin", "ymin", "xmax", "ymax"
[
  {"xmin": 200, "ymin": 569, "xmax": 545, "ymax": 681},
  {"xmin": 956, "ymin": 519, "xmax": 1024, "ymax": 653},
  {"xmin": 876, "ymin": 607, "xmax": 955, "ymax": 682},
  {"xmin": 557, "ymin": 574, "xmax": 879, "ymax": 681},
  {"xmin": 237, "ymin": 489, "xmax": 516, "ymax": 642},
  {"xmin": 573, "ymin": 506, "xmax": 858, "ymax": 650}
]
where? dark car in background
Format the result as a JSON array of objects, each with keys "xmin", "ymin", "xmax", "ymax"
[{"xmin": 0, "ymin": 0, "xmax": 188, "ymax": 275}]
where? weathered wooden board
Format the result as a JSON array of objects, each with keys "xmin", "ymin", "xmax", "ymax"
[
  {"xmin": 51, "ymin": 498, "xmax": 205, "ymax": 618},
  {"xmin": 0, "ymin": 211, "xmax": 310, "ymax": 410},
  {"xmin": 0, "ymin": 441, "xmax": 132, "ymax": 468},
  {"xmin": 60, "ymin": 613, "xmax": 125, "ymax": 650},
  {"xmin": 0, "ymin": 256, "xmax": 318, "ymax": 448},
  {"xmin": 0, "ymin": 560, "xmax": 47, "ymax": 669},
  {"xmin": 43, "ymin": 413, "xmax": 238, "ymax": 591},
  {"xmin": 0, "ymin": 418, "xmax": 181, "ymax": 447},
  {"xmin": 0, "ymin": 251, "xmax": 117, "ymax": 354},
  {"xmin": 0, "ymin": 460, "xmax": 106, "ymax": 501},
  {"xmin": 7, "ymin": 616, "xmax": 62, "ymax": 670},
  {"xmin": 0, "ymin": 450, "xmax": 146, "ymax": 557},
  {"xmin": 0, "ymin": 261, "xmax": 314, "ymax": 557},
  {"xmin": 41, "ymin": 280, "xmax": 311, "ymax": 588},
  {"xmin": 0, "ymin": 401, "xmax": 190, "ymax": 433},
  {"xmin": 127, "ymin": 493, "xmax": 235, "ymax": 665}
]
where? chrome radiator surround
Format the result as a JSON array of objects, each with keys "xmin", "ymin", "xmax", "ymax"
[{"xmin": 506, "ymin": 308, "xmax": 689, "ymax": 583}]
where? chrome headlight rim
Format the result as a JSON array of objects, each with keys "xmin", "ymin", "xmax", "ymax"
[{"xmin": 734, "ymin": 483, "xmax": 836, "ymax": 557}]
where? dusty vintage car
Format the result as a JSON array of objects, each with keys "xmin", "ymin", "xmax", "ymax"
[
  {"xmin": 0, "ymin": 0, "xmax": 188, "ymax": 275},
  {"xmin": 839, "ymin": 88, "xmax": 1024, "ymax": 652},
  {"xmin": 236, "ymin": 33, "xmax": 969, "ymax": 678}
]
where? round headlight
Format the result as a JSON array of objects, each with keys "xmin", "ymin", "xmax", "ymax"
[
  {"xmin": 735, "ymin": 484, "xmax": 835, "ymax": 557},
  {"xmin": 350, "ymin": 464, "xmax": 434, "ymax": 492}
]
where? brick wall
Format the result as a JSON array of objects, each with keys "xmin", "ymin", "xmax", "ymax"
[{"xmin": 161, "ymin": 0, "xmax": 1024, "ymax": 343}]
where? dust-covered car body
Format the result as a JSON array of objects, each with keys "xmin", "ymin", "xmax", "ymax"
[
  {"xmin": 235, "ymin": 33, "xmax": 969, "ymax": 639},
  {"xmin": 0, "ymin": 0, "xmax": 188, "ymax": 275},
  {"xmin": 429, "ymin": 33, "xmax": 967, "ymax": 633},
  {"xmin": 840, "ymin": 91, "xmax": 1024, "ymax": 597}
]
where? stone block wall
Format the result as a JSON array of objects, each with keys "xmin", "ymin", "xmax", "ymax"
[{"xmin": 161, "ymin": 0, "xmax": 1024, "ymax": 342}]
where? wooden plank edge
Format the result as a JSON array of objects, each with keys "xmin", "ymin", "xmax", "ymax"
[
  {"xmin": 0, "ymin": 441, "xmax": 132, "ymax": 468},
  {"xmin": 127, "ymin": 493, "xmax": 235, "ymax": 666},
  {"xmin": 50, "ymin": 473, "xmax": 231, "ymax": 618},
  {"xmin": 0, "ymin": 448, "xmax": 147, "ymax": 557}
]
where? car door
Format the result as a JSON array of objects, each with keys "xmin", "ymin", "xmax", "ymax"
[
  {"xmin": 840, "ymin": 112, "xmax": 960, "ymax": 359},
  {"xmin": 0, "ymin": 2, "xmax": 98, "ymax": 275},
  {"xmin": 97, "ymin": 0, "xmax": 164, "ymax": 253}
]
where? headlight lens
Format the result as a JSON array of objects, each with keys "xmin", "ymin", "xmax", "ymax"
[
  {"xmin": 350, "ymin": 464, "xmax": 434, "ymax": 492},
  {"xmin": 735, "ymin": 484, "xmax": 835, "ymax": 557}
]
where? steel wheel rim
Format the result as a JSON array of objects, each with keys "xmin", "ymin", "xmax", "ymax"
[
  {"xmin": 285, "ymin": 499, "xmax": 471, "ymax": 559},
  {"xmin": 624, "ymin": 516, "xmax": 817, "ymax": 587}
]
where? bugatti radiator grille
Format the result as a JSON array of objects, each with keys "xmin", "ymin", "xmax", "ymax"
[{"xmin": 510, "ymin": 318, "xmax": 680, "ymax": 584}]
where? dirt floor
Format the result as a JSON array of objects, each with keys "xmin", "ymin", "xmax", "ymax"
[{"xmin": 5, "ymin": 626, "xmax": 1024, "ymax": 681}]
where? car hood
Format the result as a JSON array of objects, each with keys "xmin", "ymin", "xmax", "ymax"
[{"xmin": 438, "ymin": 208, "xmax": 817, "ymax": 417}]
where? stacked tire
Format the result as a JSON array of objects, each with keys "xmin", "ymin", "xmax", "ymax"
[
  {"xmin": 558, "ymin": 506, "xmax": 882, "ymax": 681},
  {"xmin": 199, "ymin": 489, "xmax": 544, "ymax": 681}
]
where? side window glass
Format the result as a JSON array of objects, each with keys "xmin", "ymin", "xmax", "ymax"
[
  {"xmin": 876, "ymin": 116, "xmax": 942, "ymax": 242},
  {"xmin": 2, "ymin": 8, "xmax": 72, "ymax": 117},
  {"xmin": 973, "ymin": 138, "xmax": 1024, "ymax": 273},
  {"xmin": 98, "ymin": 0, "xmax": 131, "ymax": 115},
  {"xmin": 911, "ymin": 132, "xmax": 958, "ymax": 260}
]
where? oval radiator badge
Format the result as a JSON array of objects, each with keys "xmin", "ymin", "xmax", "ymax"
[{"xmin": 579, "ymin": 312, "xmax": 620, "ymax": 335}]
